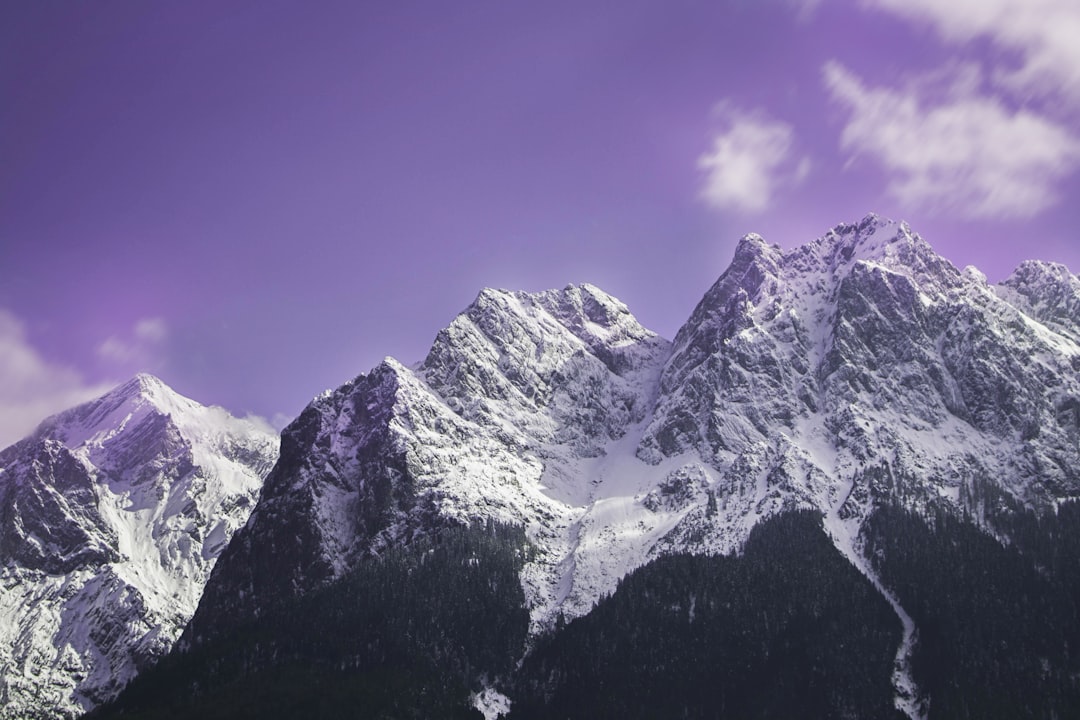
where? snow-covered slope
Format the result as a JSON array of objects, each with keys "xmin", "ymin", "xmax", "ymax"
[
  {"xmin": 0, "ymin": 375, "xmax": 278, "ymax": 719},
  {"xmin": 184, "ymin": 216, "xmax": 1078, "ymax": 718}
]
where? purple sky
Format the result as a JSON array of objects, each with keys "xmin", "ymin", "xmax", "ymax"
[{"xmin": 2, "ymin": 0, "xmax": 1078, "ymax": 445}]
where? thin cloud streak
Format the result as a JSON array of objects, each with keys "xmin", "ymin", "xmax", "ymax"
[
  {"xmin": 823, "ymin": 61, "xmax": 1080, "ymax": 219},
  {"xmin": 863, "ymin": 0, "xmax": 1080, "ymax": 105}
]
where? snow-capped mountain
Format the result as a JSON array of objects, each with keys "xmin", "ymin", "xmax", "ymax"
[
  {"xmin": 0, "ymin": 374, "xmax": 278, "ymax": 719},
  {"xmin": 178, "ymin": 215, "xmax": 1079, "ymax": 719},
  {"xmin": 197, "ymin": 216, "xmax": 1076, "ymax": 629}
]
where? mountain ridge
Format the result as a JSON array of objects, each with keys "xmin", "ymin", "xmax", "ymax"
[
  {"xmin": 7, "ymin": 214, "xmax": 1080, "ymax": 719},
  {"xmin": 174, "ymin": 214, "xmax": 1078, "ymax": 719}
]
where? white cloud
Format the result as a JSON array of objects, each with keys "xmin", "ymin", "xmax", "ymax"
[
  {"xmin": 823, "ymin": 61, "xmax": 1080, "ymax": 219},
  {"xmin": 134, "ymin": 317, "xmax": 168, "ymax": 344},
  {"xmin": 863, "ymin": 0, "xmax": 1080, "ymax": 105},
  {"xmin": 0, "ymin": 309, "xmax": 113, "ymax": 450},
  {"xmin": 698, "ymin": 108, "xmax": 809, "ymax": 213},
  {"xmin": 97, "ymin": 317, "xmax": 168, "ymax": 369}
]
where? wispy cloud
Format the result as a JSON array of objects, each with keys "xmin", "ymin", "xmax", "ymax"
[
  {"xmin": 97, "ymin": 317, "xmax": 169, "ymax": 370},
  {"xmin": 0, "ymin": 309, "xmax": 113, "ymax": 450},
  {"xmin": 698, "ymin": 107, "xmax": 810, "ymax": 213},
  {"xmin": 823, "ymin": 61, "xmax": 1080, "ymax": 219},
  {"xmin": 863, "ymin": 0, "xmax": 1080, "ymax": 105},
  {"xmin": 789, "ymin": 0, "xmax": 823, "ymax": 21}
]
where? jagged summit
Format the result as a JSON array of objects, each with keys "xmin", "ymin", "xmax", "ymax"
[{"xmin": 730, "ymin": 214, "xmax": 954, "ymax": 283}]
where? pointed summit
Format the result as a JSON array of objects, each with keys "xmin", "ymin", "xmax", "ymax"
[
  {"xmin": 731, "ymin": 231, "xmax": 781, "ymax": 264},
  {"xmin": 114, "ymin": 372, "xmax": 175, "ymax": 402}
]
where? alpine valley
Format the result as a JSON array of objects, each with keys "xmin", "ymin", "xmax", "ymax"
[{"xmin": 5, "ymin": 215, "xmax": 1080, "ymax": 719}]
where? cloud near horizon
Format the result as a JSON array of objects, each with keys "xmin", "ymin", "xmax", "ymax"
[
  {"xmin": 823, "ymin": 61, "xmax": 1080, "ymax": 219},
  {"xmin": 0, "ymin": 309, "xmax": 115, "ymax": 450},
  {"xmin": 698, "ymin": 108, "xmax": 810, "ymax": 214}
]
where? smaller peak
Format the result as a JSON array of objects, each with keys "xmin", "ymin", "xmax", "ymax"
[
  {"xmin": 1007, "ymin": 259, "xmax": 1076, "ymax": 285},
  {"xmin": 529, "ymin": 282, "xmax": 642, "ymax": 334},
  {"xmin": 375, "ymin": 355, "xmax": 411, "ymax": 375},
  {"xmin": 735, "ymin": 232, "xmax": 768, "ymax": 249},
  {"xmin": 474, "ymin": 286, "xmax": 517, "ymax": 304},
  {"xmin": 732, "ymin": 233, "xmax": 781, "ymax": 265},
  {"xmin": 825, "ymin": 212, "xmax": 894, "ymax": 240},
  {"xmin": 467, "ymin": 287, "xmax": 527, "ymax": 319},
  {"xmin": 368, "ymin": 356, "xmax": 423, "ymax": 393},
  {"xmin": 963, "ymin": 265, "xmax": 988, "ymax": 285},
  {"xmin": 817, "ymin": 214, "xmax": 925, "ymax": 262},
  {"xmin": 129, "ymin": 372, "xmax": 169, "ymax": 395},
  {"xmin": 858, "ymin": 211, "xmax": 889, "ymax": 230},
  {"xmin": 575, "ymin": 283, "xmax": 632, "ymax": 316},
  {"xmin": 28, "ymin": 374, "xmax": 204, "ymax": 452},
  {"xmin": 133, "ymin": 371, "xmax": 165, "ymax": 386},
  {"xmin": 557, "ymin": 282, "xmax": 626, "ymax": 309},
  {"xmin": 468, "ymin": 287, "xmax": 532, "ymax": 319}
]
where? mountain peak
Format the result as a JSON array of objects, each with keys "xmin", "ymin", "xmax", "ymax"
[
  {"xmin": 811, "ymin": 213, "xmax": 910, "ymax": 262},
  {"xmin": 730, "ymin": 232, "xmax": 782, "ymax": 268},
  {"xmin": 1006, "ymin": 258, "xmax": 1077, "ymax": 286},
  {"xmin": 441, "ymin": 282, "xmax": 665, "ymax": 374},
  {"xmin": 108, "ymin": 373, "xmax": 189, "ymax": 412},
  {"xmin": 779, "ymin": 214, "xmax": 963, "ymax": 298},
  {"xmin": 35, "ymin": 374, "xmax": 201, "ymax": 451}
]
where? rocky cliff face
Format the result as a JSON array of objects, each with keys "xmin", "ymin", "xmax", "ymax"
[
  {"xmin": 641, "ymin": 215, "xmax": 1080, "ymax": 555},
  {"xmin": 0, "ymin": 375, "xmax": 278, "ymax": 719}
]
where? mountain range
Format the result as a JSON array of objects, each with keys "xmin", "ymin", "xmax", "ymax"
[{"xmin": 4, "ymin": 214, "xmax": 1079, "ymax": 719}]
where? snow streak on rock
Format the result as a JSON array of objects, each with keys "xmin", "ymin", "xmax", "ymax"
[{"xmin": 823, "ymin": 504, "xmax": 927, "ymax": 720}]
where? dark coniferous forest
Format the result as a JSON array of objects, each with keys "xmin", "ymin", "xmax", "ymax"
[
  {"xmin": 87, "ymin": 505, "xmax": 1080, "ymax": 719},
  {"xmin": 862, "ymin": 501, "xmax": 1080, "ymax": 720},
  {"xmin": 508, "ymin": 510, "xmax": 904, "ymax": 720},
  {"xmin": 87, "ymin": 522, "xmax": 532, "ymax": 719}
]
